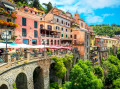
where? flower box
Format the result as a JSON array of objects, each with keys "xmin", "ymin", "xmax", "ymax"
[{"xmin": 0, "ymin": 20, "xmax": 19, "ymax": 28}]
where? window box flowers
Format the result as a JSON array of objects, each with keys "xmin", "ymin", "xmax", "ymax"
[
  {"xmin": 0, "ymin": 8, "xmax": 17, "ymax": 19},
  {"xmin": 0, "ymin": 20, "xmax": 19, "ymax": 28}
]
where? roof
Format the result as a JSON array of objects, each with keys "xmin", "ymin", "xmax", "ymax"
[
  {"xmin": 49, "ymin": 7, "xmax": 74, "ymax": 21},
  {"xmin": 79, "ymin": 18, "xmax": 85, "ymax": 22}
]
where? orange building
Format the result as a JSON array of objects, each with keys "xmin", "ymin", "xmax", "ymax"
[
  {"xmin": 44, "ymin": 7, "xmax": 74, "ymax": 47},
  {"xmin": 72, "ymin": 13, "xmax": 90, "ymax": 60}
]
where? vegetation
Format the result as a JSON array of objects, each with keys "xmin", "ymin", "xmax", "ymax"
[
  {"xmin": 13, "ymin": 0, "xmax": 53, "ymax": 13},
  {"xmin": 43, "ymin": 2, "xmax": 53, "ymax": 13},
  {"xmin": 91, "ymin": 24, "xmax": 120, "ymax": 37},
  {"xmin": 12, "ymin": 82, "xmax": 17, "ymax": 89}
]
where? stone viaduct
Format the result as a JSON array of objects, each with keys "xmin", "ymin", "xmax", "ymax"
[
  {"xmin": 0, "ymin": 47, "xmax": 61, "ymax": 89},
  {"xmin": 0, "ymin": 49, "xmax": 80, "ymax": 89}
]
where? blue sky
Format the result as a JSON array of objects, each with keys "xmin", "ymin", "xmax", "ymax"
[{"xmin": 39, "ymin": 0, "xmax": 120, "ymax": 25}]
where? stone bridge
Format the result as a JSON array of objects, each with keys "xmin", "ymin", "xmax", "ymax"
[{"xmin": 0, "ymin": 50, "xmax": 61, "ymax": 89}]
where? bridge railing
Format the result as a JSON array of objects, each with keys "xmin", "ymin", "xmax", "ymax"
[{"xmin": 0, "ymin": 49, "xmax": 70, "ymax": 68}]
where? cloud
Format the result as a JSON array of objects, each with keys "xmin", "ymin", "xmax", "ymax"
[
  {"xmin": 86, "ymin": 15, "xmax": 103, "ymax": 24},
  {"xmin": 39, "ymin": 0, "xmax": 120, "ymax": 24},
  {"xmin": 102, "ymin": 13, "xmax": 114, "ymax": 17}
]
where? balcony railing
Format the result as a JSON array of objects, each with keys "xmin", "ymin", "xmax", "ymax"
[
  {"xmin": 41, "ymin": 34, "xmax": 60, "ymax": 38},
  {"xmin": 73, "ymin": 41, "xmax": 84, "ymax": 45}
]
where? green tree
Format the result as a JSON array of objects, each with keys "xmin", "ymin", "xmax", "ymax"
[
  {"xmin": 51, "ymin": 56, "xmax": 67, "ymax": 78},
  {"xmin": 43, "ymin": 2, "xmax": 53, "ymax": 13},
  {"xmin": 117, "ymin": 48, "xmax": 120, "ymax": 60},
  {"xmin": 69, "ymin": 59, "xmax": 103, "ymax": 89},
  {"xmin": 113, "ymin": 78, "xmax": 120, "ymax": 89},
  {"xmin": 94, "ymin": 65, "xmax": 104, "ymax": 80},
  {"xmin": 33, "ymin": 0, "xmax": 40, "ymax": 9}
]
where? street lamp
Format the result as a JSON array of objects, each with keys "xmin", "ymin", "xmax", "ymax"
[
  {"xmin": 1, "ymin": 30, "xmax": 11, "ymax": 53},
  {"xmin": 42, "ymin": 39, "xmax": 47, "ymax": 56}
]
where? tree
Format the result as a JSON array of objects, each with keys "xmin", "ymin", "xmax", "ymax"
[
  {"xmin": 117, "ymin": 48, "xmax": 120, "ymax": 60},
  {"xmin": 94, "ymin": 66, "xmax": 104, "ymax": 81},
  {"xmin": 43, "ymin": 2, "xmax": 53, "ymax": 13},
  {"xmin": 33, "ymin": 0, "xmax": 40, "ymax": 9},
  {"xmin": 69, "ymin": 59, "xmax": 103, "ymax": 89},
  {"xmin": 113, "ymin": 78, "xmax": 120, "ymax": 89}
]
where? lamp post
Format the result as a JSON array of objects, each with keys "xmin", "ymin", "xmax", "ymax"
[{"xmin": 1, "ymin": 30, "xmax": 11, "ymax": 53}]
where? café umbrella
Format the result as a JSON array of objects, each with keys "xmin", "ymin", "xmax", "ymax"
[{"xmin": 0, "ymin": 43, "xmax": 14, "ymax": 48}]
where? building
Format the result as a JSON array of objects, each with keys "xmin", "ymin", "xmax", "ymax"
[
  {"xmin": 0, "ymin": 0, "xmax": 18, "ymax": 43},
  {"xmin": 95, "ymin": 36, "xmax": 109, "ymax": 61},
  {"xmin": 44, "ymin": 7, "xmax": 74, "ymax": 48},
  {"xmin": 15, "ymin": 6, "xmax": 44, "ymax": 45},
  {"xmin": 40, "ymin": 21, "xmax": 61, "ymax": 46},
  {"xmin": 72, "ymin": 13, "xmax": 90, "ymax": 60}
]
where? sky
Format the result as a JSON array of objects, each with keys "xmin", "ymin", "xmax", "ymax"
[{"xmin": 39, "ymin": 0, "xmax": 120, "ymax": 25}]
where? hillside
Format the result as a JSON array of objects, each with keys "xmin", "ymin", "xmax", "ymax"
[{"xmin": 91, "ymin": 24, "xmax": 120, "ymax": 37}]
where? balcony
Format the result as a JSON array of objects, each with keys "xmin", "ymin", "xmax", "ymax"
[
  {"xmin": 73, "ymin": 41, "xmax": 84, "ymax": 45},
  {"xmin": 41, "ymin": 34, "xmax": 60, "ymax": 38},
  {"xmin": 0, "ymin": 20, "xmax": 18, "ymax": 28},
  {"xmin": 98, "ymin": 47, "xmax": 108, "ymax": 52},
  {"xmin": 0, "ymin": 8, "xmax": 17, "ymax": 19}
]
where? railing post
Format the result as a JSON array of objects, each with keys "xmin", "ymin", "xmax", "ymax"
[
  {"xmin": 24, "ymin": 49, "xmax": 30, "ymax": 61},
  {"xmin": 2, "ymin": 52, "xmax": 11, "ymax": 63}
]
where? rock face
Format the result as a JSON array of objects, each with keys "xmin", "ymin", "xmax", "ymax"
[{"xmin": 0, "ymin": 58, "xmax": 51, "ymax": 89}]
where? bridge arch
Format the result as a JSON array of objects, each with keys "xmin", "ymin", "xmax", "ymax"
[
  {"xmin": 0, "ymin": 84, "xmax": 8, "ymax": 89},
  {"xmin": 15, "ymin": 72, "xmax": 28, "ymax": 89},
  {"xmin": 49, "ymin": 63, "xmax": 57, "ymax": 83},
  {"xmin": 33, "ymin": 66, "xmax": 43, "ymax": 89}
]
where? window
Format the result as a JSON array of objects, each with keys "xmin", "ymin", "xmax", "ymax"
[
  {"xmin": 62, "ymin": 20, "xmax": 63, "ymax": 24},
  {"xmin": 47, "ymin": 39, "xmax": 49, "ymax": 45},
  {"xmin": 30, "ymin": 11, "xmax": 32, "ymax": 13},
  {"xmin": 9, "ymin": 31, "xmax": 12, "ymax": 35},
  {"xmin": 56, "ymin": 26, "xmax": 57, "ymax": 30},
  {"xmin": 51, "ymin": 40, "xmax": 53, "ymax": 45},
  {"xmin": 22, "ymin": 17, "xmax": 26, "ymax": 26},
  {"xmin": 48, "ymin": 25, "xmax": 52, "ymax": 30},
  {"xmin": 58, "ymin": 27, "xmax": 59, "ymax": 30},
  {"xmin": 40, "ymin": 24, "xmax": 43, "ymax": 29},
  {"xmin": 57, "ymin": 19, "xmax": 59, "ymax": 22},
  {"xmin": 24, "ymin": 10, "xmax": 28, "ymax": 12},
  {"xmin": 58, "ymin": 40, "xmax": 59, "ymax": 45},
  {"xmin": 61, "ymin": 28, "xmax": 63, "ymax": 31},
  {"xmin": 61, "ymin": 34, "xmax": 63, "ymax": 37},
  {"xmin": 87, "ymin": 35, "xmax": 89, "ymax": 39},
  {"xmin": 35, "ymin": 12, "xmax": 37, "ymax": 14},
  {"xmin": 32, "ymin": 39, "xmax": 37, "ymax": 45},
  {"xmin": 66, "ymin": 29, "xmax": 67, "ymax": 32},
  {"xmin": 22, "ymin": 28, "xmax": 26, "ymax": 37},
  {"xmin": 34, "ymin": 30, "xmax": 38, "ymax": 37},
  {"xmin": 66, "ymin": 35, "xmax": 67, "ymax": 38},
  {"xmin": 68, "ymin": 23, "xmax": 69, "ymax": 26},
  {"xmin": 34, "ymin": 21, "xmax": 37, "ymax": 28},
  {"xmin": 54, "ymin": 40, "xmax": 56, "ymax": 45},
  {"xmin": 7, "ymin": 19, "xmax": 11, "ymax": 22},
  {"xmin": 23, "ymin": 39, "xmax": 29, "ymax": 44},
  {"xmin": 42, "ymin": 39, "xmax": 45, "ymax": 45},
  {"xmin": 66, "ymin": 22, "xmax": 67, "ymax": 25},
  {"xmin": 70, "ymin": 35, "xmax": 72, "ymax": 38},
  {"xmin": 40, "ymin": 18, "xmax": 42, "ymax": 20},
  {"xmin": 71, "ymin": 29, "xmax": 72, "ymax": 32},
  {"xmin": 74, "ymin": 35, "xmax": 77, "ymax": 39},
  {"xmin": 74, "ymin": 40, "xmax": 76, "ymax": 44},
  {"xmin": 81, "ymin": 23, "xmax": 83, "ymax": 28}
]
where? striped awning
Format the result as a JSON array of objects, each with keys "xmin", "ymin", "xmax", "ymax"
[{"xmin": 4, "ymin": 4, "xmax": 15, "ymax": 10}]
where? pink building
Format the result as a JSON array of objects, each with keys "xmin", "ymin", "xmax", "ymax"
[
  {"xmin": 15, "ymin": 6, "xmax": 44, "ymax": 45},
  {"xmin": 15, "ymin": 6, "xmax": 61, "ymax": 47}
]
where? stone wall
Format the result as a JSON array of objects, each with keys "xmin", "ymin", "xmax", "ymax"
[{"xmin": 0, "ymin": 58, "xmax": 51, "ymax": 89}]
